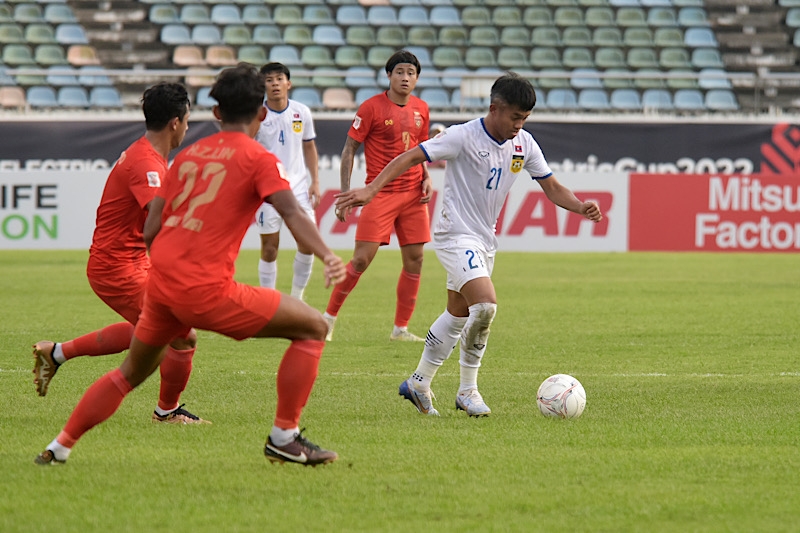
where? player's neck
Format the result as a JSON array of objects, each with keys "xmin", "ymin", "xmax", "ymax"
[
  {"xmin": 266, "ymin": 97, "xmax": 288, "ymax": 112},
  {"xmin": 144, "ymin": 130, "xmax": 172, "ymax": 160},
  {"xmin": 482, "ymin": 115, "xmax": 503, "ymax": 143},
  {"xmin": 386, "ymin": 89, "xmax": 411, "ymax": 106}
]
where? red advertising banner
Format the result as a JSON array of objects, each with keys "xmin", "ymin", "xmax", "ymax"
[{"xmin": 629, "ymin": 174, "xmax": 800, "ymax": 252}]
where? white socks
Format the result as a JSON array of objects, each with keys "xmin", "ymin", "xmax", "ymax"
[
  {"xmin": 410, "ymin": 310, "xmax": 468, "ymax": 390},
  {"xmin": 269, "ymin": 426, "xmax": 299, "ymax": 446},
  {"xmin": 459, "ymin": 302, "xmax": 497, "ymax": 392},
  {"xmin": 291, "ymin": 252, "xmax": 314, "ymax": 300},
  {"xmin": 52, "ymin": 343, "xmax": 66, "ymax": 364},
  {"xmin": 258, "ymin": 259, "xmax": 277, "ymax": 289},
  {"xmin": 48, "ymin": 438, "xmax": 71, "ymax": 462}
]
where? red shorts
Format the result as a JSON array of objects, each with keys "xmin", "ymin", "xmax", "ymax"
[
  {"xmin": 87, "ymin": 259, "xmax": 149, "ymax": 325},
  {"xmin": 355, "ymin": 188, "xmax": 431, "ymax": 246},
  {"xmin": 135, "ymin": 280, "xmax": 282, "ymax": 347}
]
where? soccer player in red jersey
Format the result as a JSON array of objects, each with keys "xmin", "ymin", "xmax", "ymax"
[
  {"xmin": 324, "ymin": 50, "xmax": 432, "ymax": 342},
  {"xmin": 31, "ymin": 83, "xmax": 208, "ymax": 424},
  {"xmin": 34, "ymin": 64, "xmax": 346, "ymax": 467}
]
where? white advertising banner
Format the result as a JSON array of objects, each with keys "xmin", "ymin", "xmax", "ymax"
[{"xmin": 1, "ymin": 169, "xmax": 628, "ymax": 252}]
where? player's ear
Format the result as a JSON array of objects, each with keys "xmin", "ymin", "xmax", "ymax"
[
  {"xmin": 258, "ymin": 105, "xmax": 267, "ymax": 122},
  {"xmin": 212, "ymin": 105, "xmax": 222, "ymax": 121}
]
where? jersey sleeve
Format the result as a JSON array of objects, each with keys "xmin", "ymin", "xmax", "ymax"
[
  {"xmin": 523, "ymin": 133, "xmax": 553, "ymax": 179},
  {"xmin": 254, "ymin": 151, "xmax": 292, "ymax": 200},
  {"xmin": 419, "ymin": 124, "xmax": 461, "ymax": 163},
  {"xmin": 347, "ymin": 99, "xmax": 373, "ymax": 144},
  {"xmin": 127, "ymin": 157, "xmax": 163, "ymax": 209},
  {"xmin": 300, "ymin": 104, "xmax": 316, "ymax": 141}
]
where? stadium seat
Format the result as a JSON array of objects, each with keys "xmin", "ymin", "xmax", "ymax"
[
  {"xmin": 274, "ymin": 5, "xmax": 302, "ymax": 25},
  {"xmin": 57, "ymin": 86, "xmax": 89, "ymax": 108},
  {"xmin": 27, "ymin": 86, "xmax": 58, "ymax": 108},
  {"xmin": 345, "ymin": 25, "xmax": 376, "ymax": 46},
  {"xmin": 562, "ymin": 26, "xmax": 592, "ymax": 46},
  {"xmin": 595, "ymin": 47, "xmax": 626, "ymax": 68},
  {"xmin": 609, "ymin": 0, "xmax": 641, "ymax": 6},
  {"xmin": 578, "ymin": 89, "xmax": 611, "ymax": 110},
  {"xmin": 546, "ymin": 88, "xmax": 578, "ymax": 110},
  {"xmin": 335, "ymin": 45, "xmax": 368, "ymax": 67},
  {"xmin": 469, "ymin": 26, "xmax": 500, "ymax": 46},
  {"xmin": 538, "ymin": 68, "xmax": 572, "ymax": 89},
  {"xmin": 441, "ymin": 66, "xmax": 469, "ymax": 88},
  {"xmin": 673, "ymin": 88, "xmax": 705, "ymax": 111},
  {"xmin": 532, "ymin": 26, "xmax": 561, "ymax": 46},
  {"xmin": 205, "ymin": 45, "xmax": 237, "ymax": 67},
  {"xmin": 788, "ymin": 8, "xmax": 800, "ymax": 27},
  {"xmin": 43, "ymin": 4, "xmax": 76, "ymax": 24},
  {"xmin": 500, "ymin": 26, "xmax": 530, "ymax": 47},
  {"xmin": 432, "ymin": 46, "xmax": 465, "ymax": 68},
  {"xmin": 398, "ymin": 6, "xmax": 429, "ymax": 26},
  {"xmin": 46, "ymin": 65, "xmax": 78, "ymax": 86},
  {"xmin": 677, "ymin": 7, "xmax": 709, "ymax": 26},
  {"xmin": 222, "ymin": 25, "xmax": 251, "ymax": 45},
  {"xmin": 705, "ymin": 89, "xmax": 738, "ymax": 111},
  {"xmin": 593, "ymin": 27, "xmax": 623, "ymax": 46},
  {"xmin": 89, "ymin": 87, "xmax": 123, "ymax": 108},
  {"xmin": 291, "ymin": 87, "xmax": 322, "ymax": 109},
  {"xmin": 653, "ymin": 28, "xmax": 684, "ymax": 48},
  {"xmin": 301, "ymin": 45, "xmax": 335, "ymax": 67},
  {"xmin": 180, "ymin": 5, "xmax": 211, "ymax": 24},
  {"xmin": 236, "ymin": 45, "xmax": 266, "ymax": 65},
  {"xmin": 665, "ymin": 69, "xmax": 698, "ymax": 89},
  {"xmin": 420, "ymin": 87, "xmax": 452, "ymax": 110},
  {"xmin": 161, "ymin": 24, "xmax": 192, "ymax": 45},
  {"xmin": 635, "ymin": 68, "xmax": 668, "ymax": 89},
  {"xmin": 623, "ymin": 27, "xmax": 654, "ymax": 47},
  {"xmin": 534, "ymin": 88, "xmax": 546, "ymax": 110},
  {"xmin": 405, "ymin": 46, "xmax": 432, "ymax": 69},
  {"xmin": 616, "ymin": 7, "xmax": 647, "ymax": 27},
  {"xmin": 66, "ymin": 44, "xmax": 100, "ymax": 66},
  {"xmin": 322, "ymin": 87, "xmax": 355, "ymax": 109},
  {"xmin": 376, "ymin": 26, "xmax": 406, "ymax": 47},
  {"xmin": 437, "ymin": 26, "xmax": 467, "ymax": 46},
  {"xmin": 14, "ymin": 3, "xmax": 44, "ymax": 24},
  {"xmin": 0, "ymin": 24, "xmax": 25, "ymax": 44},
  {"xmin": 603, "ymin": 68, "xmax": 636, "ymax": 89},
  {"xmin": 684, "ymin": 27, "xmax": 717, "ymax": 47},
  {"xmin": 524, "ymin": 7, "xmax": 554, "ymax": 26},
  {"xmin": 408, "ymin": 27, "xmax": 437, "ymax": 46},
  {"xmin": 242, "ymin": 5, "xmax": 271, "ymax": 24},
  {"xmin": 366, "ymin": 46, "xmax": 394, "ymax": 68},
  {"xmin": 493, "ymin": 6, "xmax": 522, "ymax": 26},
  {"xmin": 461, "ymin": 6, "xmax": 491, "ymax": 26},
  {"xmin": 313, "ymin": 67, "xmax": 346, "ymax": 88},
  {"xmin": 191, "ymin": 24, "xmax": 222, "ymax": 45},
  {"xmin": 647, "ymin": 7, "xmax": 678, "ymax": 26},
  {"xmin": 698, "ymin": 68, "xmax": 732, "ymax": 89},
  {"xmin": 530, "ymin": 47, "xmax": 562, "ymax": 68},
  {"xmin": 367, "ymin": 6, "xmax": 398, "ymax": 25},
  {"xmin": 585, "ymin": 7, "xmax": 614, "ymax": 27},
  {"xmin": 610, "ymin": 88, "xmax": 642, "ymax": 110},
  {"xmin": 562, "ymin": 47, "xmax": 594, "ymax": 68},
  {"xmin": 429, "ymin": 6, "xmax": 461, "ymax": 26},
  {"xmin": 78, "ymin": 66, "xmax": 113, "ymax": 86},
  {"xmin": 355, "ymin": 87, "xmax": 380, "ymax": 105},
  {"xmin": 344, "ymin": 66, "xmax": 377, "ymax": 87},
  {"xmin": 150, "ymin": 4, "xmax": 180, "ymax": 24},
  {"xmin": 642, "ymin": 88, "xmax": 674, "ymax": 110},
  {"xmin": 35, "ymin": 44, "xmax": 68, "ymax": 66},
  {"xmin": 195, "ymin": 86, "xmax": 215, "ymax": 108},
  {"xmin": 570, "ymin": 68, "xmax": 603, "ymax": 89},
  {"xmin": 626, "ymin": 47, "xmax": 659, "ymax": 69},
  {"xmin": 283, "ymin": 25, "xmax": 313, "ymax": 46},
  {"xmin": 336, "ymin": 5, "xmax": 368, "ymax": 26},
  {"xmin": 497, "ymin": 48, "xmax": 530, "ymax": 69},
  {"xmin": 0, "ymin": 4, "xmax": 11, "ymax": 24},
  {"xmin": 313, "ymin": 25, "xmax": 345, "ymax": 46},
  {"xmin": 303, "ymin": 4, "xmax": 334, "ymax": 25},
  {"xmin": 211, "ymin": 4, "xmax": 241, "ymax": 24},
  {"xmin": 691, "ymin": 48, "xmax": 723, "ymax": 69},
  {"xmin": 659, "ymin": 47, "xmax": 692, "ymax": 69},
  {"xmin": 268, "ymin": 45, "xmax": 302, "ymax": 67},
  {"xmin": 554, "ymin": 7, "xmax": 584, "ymax": 26},
  {"xmin": 2, "ymin": 44, "xmax": 35, "ymax": 66},
  {"xmin": 0, "ymin": 86, "xmax": 26, "ymax": 109},
  {"xmin": 252, "ymin": 24, "xmax": 282, "ymax": 45}
]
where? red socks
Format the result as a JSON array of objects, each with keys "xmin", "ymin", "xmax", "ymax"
[
  {"xmin": 325, "ymin": 261, "xmax": 362, "ymax": 316},
  {"xmin": 61, "ymin": 322, "xmax": 135, "ymax": 360},
  {"xmin": 58, "ymin": 368, "xmax": 133, "ymax": 448},
  {"xmin": 394, "ymin": 269, "xmax": 420, "ymax": 328},
  {"xmin": 157, "ymin": 347, "xmax": 195, "ymax": 412},
  {"xmin": 274, "ymin": 339, "xmax": 324, "ymax": 429}
]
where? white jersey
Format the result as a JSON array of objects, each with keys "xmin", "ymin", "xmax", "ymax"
[
  {"xmin": 254, "ymin": 99, "xmax": 316, "ymax": 193},
  {"xmin": 419, "ymin": 118, "xmax": 552, "ymax": 253}
]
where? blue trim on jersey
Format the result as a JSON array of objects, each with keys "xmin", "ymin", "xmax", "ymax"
[
  {"xmin": 302, "ymin": 138, "xmax": 316, "ymax": 142},
  {"xmin": 532, "ymin": 172, "xmax": 553, "ymax": 180},
  {"xmin": 480, "ymin": 118, "xmax": 506, "ymax": 146},
  {"xmin": 267, "ymin": 103, "xmax": 290, "ymax": 114},
  {"xmin": 419, "ymin": 144, "xmax": 433, "ymax": 163}
]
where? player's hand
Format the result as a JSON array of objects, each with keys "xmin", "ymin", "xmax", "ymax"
[
  {"xmin": 581, "ymin": 201, "xmax": 603, "ymax": 222},
  {"xmin": 334, "ymin": 205, "xmax": 352, "ymax": 222},
  {"xmin": 309, "ymin": 182, "xmax": 321, "ymax": 209},
  {"xmin": 420, "ymin": 177, "xmax": 433, "ymax": 204},
  {"xmin": 322, "ymin": 254, "xmax": 346, "ymax": 288},
  {"xmin": 335, "ymin": 186, "xmax": 375, "ymax": 211}
]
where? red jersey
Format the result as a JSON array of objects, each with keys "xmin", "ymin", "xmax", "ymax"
[
  {"xmin": 88, "ymin": 136, "xmax": 165, "ymax": 272},
  {"xmin": 348, "ymin": 91, "xmax": 429, "ymax": 193},
  {"xmin": 149, "ymin": 131, "xmax": 290, "ymax": 306}
]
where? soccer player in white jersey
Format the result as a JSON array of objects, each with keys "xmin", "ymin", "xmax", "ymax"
[
  {"xmin": 254, "ymin": 62, "xmax": 320, "ymax": 300},
  {"xmin": 335, "ymin": 72, "xmax": 603, "ymax": 417}
]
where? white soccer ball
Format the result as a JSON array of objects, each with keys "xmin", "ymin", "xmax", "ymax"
[{"xmin": 536, "ymin": 374, "xmax": 586, "ymax": 419}]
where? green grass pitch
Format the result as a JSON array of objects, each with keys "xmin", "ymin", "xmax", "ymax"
[{"xmin": 1, "ymin": 249, "xmax": 798, "ymax": 532}]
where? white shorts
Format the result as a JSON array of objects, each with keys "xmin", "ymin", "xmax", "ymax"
[
  {"xmin": 255, "ymin": 190, "xmax": 316, "ymax": 234},
  {"xmin": 434, "ymin": 238, "xmax": 495, "ymax": 292}
]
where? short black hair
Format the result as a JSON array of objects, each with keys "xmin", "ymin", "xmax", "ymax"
[
  {"xmin": 385, "ymin": 50, "xmax": 421, "ymax": 76},
  {"xmin": 209, "ymin": 63, "xmax": 266, "ymax": 123},
  {"xmin": 259, "ymin": 62, "xmax": 291, "ymax": 80},
  {"xmin": 489, "ymin": 72, "xmax": 537, "ymax": 111},
  {"xmin": 141, "ymin": 82, "xmax": 189, "ymax": 131}
]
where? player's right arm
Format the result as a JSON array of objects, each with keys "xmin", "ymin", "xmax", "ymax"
[
  {"xmin": 143, "ymin": 195, "xmax": 165, "ymax": 251},
  {"xmin": 336, "ymin": 135, "xmax": 361, "ymax": 221},
  {"xmin": 335, "ymin": 147, "xmax": 428, "ymax": 210},
  {"xmin": 269, "ymin": 189, "xmax": 345, "ymax": 287}
]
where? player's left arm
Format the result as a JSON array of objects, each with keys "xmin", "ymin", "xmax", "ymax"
[
  {"xmin": 302, "ymin": 139, "xmax": 321, "ymax": 208},
  {"xmin": 537, "ymin": 175, "xmax": 603, "ymax": 222},
  {"xmin": 143, "ymin": 196, "xmax": 165, "ymax": 251},
  {"xmin": 336, "ymin": 146, "xmax": 428, "ymax": 209},
  {"xmin": 419, "ymin": 162, "xmax": 433, "ymax": 204}
]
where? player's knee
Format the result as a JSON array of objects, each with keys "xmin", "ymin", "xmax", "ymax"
[
  {"xmin": 261, "ymin": 247, "xmax": 278, "ymax": 262},
  {"xmin": 306, "ymin": 312, "xmax": 329, "ymax": 341},
  {"xmin": 350, "ymin": 255, "xmax": 371, "ymax": 272},
  {"xmin": 471, "ymin": 302, "xmax": 497, "ymax": 324},
  {"xmin": 170, "ymin": 328, "xmax": 197, "ymax": 350}
]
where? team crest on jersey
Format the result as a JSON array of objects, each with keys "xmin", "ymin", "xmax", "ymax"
[
  {"xmin": 146, "ymin": 171, "xmax": 160, "ymax": 187},
  {"xmin": 353, "ymin": 115, "xmax": 362, "ymax": 130},
  {"xmin": 510, "ymin": 155, "xmax": 524, "ymax": 173},
  {"xmin": 292, "ymin": 120, "xmax": 302, "ymax": 133},
  {"xmin": 413, "ymin": 111, "xmax": 422, "ymax": 129}
]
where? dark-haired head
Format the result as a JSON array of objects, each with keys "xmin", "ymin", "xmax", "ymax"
[
  {"xmin": 489, "ymin": 72, "xmax": 536, "ymax": 112},
  {"xmin": 260, "ymin": 62, "xmax": 291, "ymax": 80},
  {"xmin": 142, "ymin": 83, "xmax": 190, "ymax": 131},
  {"xmin": 385, "ymin": 50, "xmax": 421, "ymax": 76},
  {"xmin": 209, "ymin": 63, "xmax": 266, "ymax": 124}
]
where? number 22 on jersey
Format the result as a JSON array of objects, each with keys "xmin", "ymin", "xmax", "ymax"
[{"xmin": 164, "ymin": 161, "xmax": 227, "ymax": 232}]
